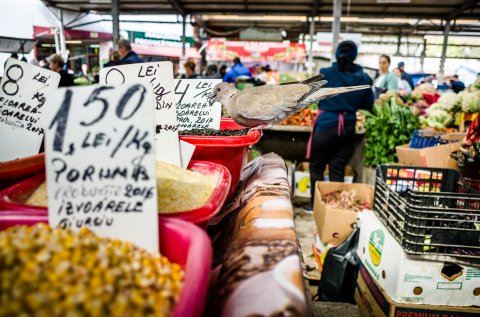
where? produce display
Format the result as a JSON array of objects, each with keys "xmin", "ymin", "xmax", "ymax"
[
  {"xmin": 279, "ymin": 107, "xmax": 318, "ymax": 126},
  {"xmin": 322, "ymin": 190, "xmax": 371, "ymax": 212},
  {"xmin": 25, "ymin": 161, "xmax": 216, "ymax": 213},
  {"xmin": 0, "ymin": 224, "xmax": 183, "ymax": 317},
  {"xmin": 361, "ymin": 97, "xmax": 419, "ymax": 167}
]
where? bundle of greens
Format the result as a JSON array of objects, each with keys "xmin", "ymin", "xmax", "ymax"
[{"xmin": 361, "ymin": 97, "xmax": 419, "ymax": 167}]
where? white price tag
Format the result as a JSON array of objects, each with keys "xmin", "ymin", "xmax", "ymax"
[
  {"xmin": 0, "ymin": 58, "xmax": 60, "ymax": 161},
  {"xmin": 45, "ymin": 83, "xmax": 159, "ymax": 252},
  {"xmin": 174, "ymin": 79, "xmax": 222, "ymax": 130},
  {"xmin": 99, "ymin": 62, "xmax": 181, "ymax": 166}
]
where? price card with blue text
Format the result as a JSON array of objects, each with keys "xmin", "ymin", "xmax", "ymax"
[
  {"xmin": 99, "ymin": 62, "xmax": 181, "ymax": 166},
  {"xmin": 0, "ymin": 58, "xmax": 60, "ymax": 161},
  {"xmin": 44, "ymin": 83, "xmax": 159, "ymax": 252}
]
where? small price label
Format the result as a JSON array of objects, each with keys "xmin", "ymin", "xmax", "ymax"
[
  {"xmin": 174, "ymin": 79, "xmax": 222, "ymax": 130},
  {"xmin": 0, "ymin": 58, "xmax": 60, "ymax": 161},
  {"xmin": 99, "ymin": 62, "xmax": 181, "ymax": 166},
  {"xmin": 44, "ymin": 83, "xmax": 159, "ymax": 252}
]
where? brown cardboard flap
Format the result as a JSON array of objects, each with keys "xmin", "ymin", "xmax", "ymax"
[
  {"xmin": 313, "ymin": 182, "xmax": 374, "ymax": 245},
  {"xmin": 396, "ymin": 142, "xmax": 462, "ymax": 169}
]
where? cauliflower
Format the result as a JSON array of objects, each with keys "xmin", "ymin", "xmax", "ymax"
[
  {"xmin": 424, "ymin": 108, "xmax": 453, "ymax": 129},
  {"xmin": 460, "ymin": 91, "xmax": 480, "ymax": 113},
  {"xmin": 437, "ymin": 92, "xmax": 459, "ymax": 111}
]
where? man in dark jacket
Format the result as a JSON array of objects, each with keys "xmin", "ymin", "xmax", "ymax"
[
  {"xmin": 47, "ymin": 54, "xmax": 74, "ymax": 87},
  {"xmin": 398, "ymin": 61, "xmax": 414, "ymax": 90},
  {"xmin": 118, "ymin": 40, "xmax": 143, "ymax": 65},
  {"xmin": 309, "ymin": 41, "xmax": 374, "ymax": 204}
]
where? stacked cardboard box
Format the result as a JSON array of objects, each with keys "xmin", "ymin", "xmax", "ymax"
[{"xmin": 355, "ymin": 211, "xmax": 480, "ymax": 316}]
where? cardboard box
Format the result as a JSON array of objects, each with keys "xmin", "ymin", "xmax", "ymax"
[
  {"xmin": 313, "ymin": 182, "xmax": 374, "ymax": 245},
  {"xmin": 355, "ymin": 264, "xmax": 480, "ymax": 317},
  {"xmin": 357, "ymin": 211, "xmax": 480, "ymax": 307},
  {"xmin": 396, "ymin": 133, "xmax": 465, "ymax": 169}
]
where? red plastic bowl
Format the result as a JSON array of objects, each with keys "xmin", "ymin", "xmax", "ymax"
[
  {"xmin": 0, "ymin": 160, "xmax": 231, "ymax": 229},
  {"xmin": 0, "ymin": 153, "xmax": 45, "ymax": 190},
  {"xmin": 179, "ymin": 118, "xmax": 262, "ymax": 200},
  {"xmin": 0, "ymin": 214, "xmax": 212, "ymax": 317}
]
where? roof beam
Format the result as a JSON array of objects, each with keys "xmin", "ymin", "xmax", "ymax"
[
  {"xmin": 166, "ymin": 0, "xmax": 186, "ymax": 16},
  {"xmin": 448, "ymin": 0, "xmax": 479, "ymax": 20}
]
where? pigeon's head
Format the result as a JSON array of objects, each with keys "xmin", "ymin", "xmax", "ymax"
[{"xmin": 210, "ymin": 83, "xmax": 237, "ymax": 106}]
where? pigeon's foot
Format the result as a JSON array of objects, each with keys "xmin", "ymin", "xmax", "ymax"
[{"xmin": 251, "ymin": 124, "xmax": 272, "ymax": 131}]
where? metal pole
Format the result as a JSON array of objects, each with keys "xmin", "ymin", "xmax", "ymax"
[
  {"xmin": 331, "ymin": 0, "xmax": 342, "ymax": 62},
  {"xmin": 54, "ymin": 29, "xmax": 60, "ymax": 54},
  {"xmin": 182, "ymin": 15, "xmax": 186, "ymax": 60},
  {"xmin": 420, "ymin": 38, "xmax": 426, "ymax": 72},
  {"xmin": 439, "ymin": 20, "xmax": 450, "ymax": 74},
  {"xmin": 307, "ymin": 17, "xmax": 315, "ymax": 76},
  {"xmin": 59, "ymin": 9, "xmax": 67, "ymax": 60},
  {"xmin": 112, "ymin": 0, "xmax": 120, "ymax": 50}
]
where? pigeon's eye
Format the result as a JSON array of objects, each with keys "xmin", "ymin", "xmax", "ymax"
[{"xmin": 218, "ymin": 88, "xmax": 221, "ymax": 91}]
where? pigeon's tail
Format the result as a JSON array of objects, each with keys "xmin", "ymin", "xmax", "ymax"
[{"xmin": 310, "ymin": 85, "xmax": 371, "ymax": 100}]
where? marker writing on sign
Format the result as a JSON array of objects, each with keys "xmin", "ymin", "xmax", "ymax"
[{"xmin": 48, "ymin": 84, "xmax": 154, "ymax": 230}]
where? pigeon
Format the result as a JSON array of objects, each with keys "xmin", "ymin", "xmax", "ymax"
[{"xmin": 210, "ymin": 75, "xmax": 371, "ymax": 128}]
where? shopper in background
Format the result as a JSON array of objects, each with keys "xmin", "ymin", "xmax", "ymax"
[
  {"xmin": 180, "ymin": 60, "xmax": 201, "ymax": 79},
  {"xmin": 398, "ymin": 61, "xmax": 414, "ymax": 89},
  {"xmin": 205, "ymin": 64, "xmax": 222, "ymax": 79},
  {"xmin": 308, "ymin": 41, "xmax": 374, "ymax": 204},
  {"xmin": 373, "ymin": 54, "xmax": 398, "ymax": 99},
  {"xmin": 118, "ymin": 39, "xmax": 143, "ymax": 65},
  {"xmin": 223, "ymin": 57, "xmax": 251, "ymax": 83},
  {"xmin": 48, "ymin": 54, "xmax": 74, "ymax": 87},
  {"xmin": 104, "ymin": 51, "xmax": 120, "ymax": 67},
  {"xmin": 450, "ymin": 75, "xmax": 466, "ymax": 93},
  {"xmin": 393, "ymin": 68, "xmax": 412, "ymax": 96},
  {"xmin": 219, "ymin": 65, "xmax": 227, "ymax": 79},
  {"xmin": 253, "ymin": 64, "xmax": 267, "ymax": 86}
]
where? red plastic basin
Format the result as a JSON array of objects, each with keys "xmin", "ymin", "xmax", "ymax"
[
  {"xmin": 0, "ymin": 153, "xmax": 45, "ymax": 190},
  {"xmin": 0, "ymin": 214, "xmax": 212, "ymax": 317},
  {"xmin": 0, "ymin": 160, "xmax": 231, "ymax": 229},
  {"xmin": 179, "ymin": 118, "xmax": 262, "ymax": 200}
]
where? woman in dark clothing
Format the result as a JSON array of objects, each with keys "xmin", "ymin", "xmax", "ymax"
[{"xmin": 308, "ymin": 41, "xmax": 374, "ymax": 202}]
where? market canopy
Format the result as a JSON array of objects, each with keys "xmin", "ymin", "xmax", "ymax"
[
  {"xmin": 41, "ymin": 0, "xmax": 480, "ymax": 38},
  {"xmin": 42, "ymin": 0, "xmax": 479, "ymax": 19},
  {"xmin": 0, "ymin": 36, "xmax": 37, "ymax": 54}
]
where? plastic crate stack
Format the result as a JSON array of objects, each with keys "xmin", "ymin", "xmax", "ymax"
[{"xmin": 373, "ymin": 165, "xmax": 480, "ymax": 264}]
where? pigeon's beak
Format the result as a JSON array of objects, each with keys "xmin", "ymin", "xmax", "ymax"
[{"xmin": 208, "ymin": 94, "xmax": 217, "ymax": 106}]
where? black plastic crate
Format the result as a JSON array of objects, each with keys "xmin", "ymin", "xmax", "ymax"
[{"xmin": 373, "ymin": 165, "xmax": 480, "ymax": 260}]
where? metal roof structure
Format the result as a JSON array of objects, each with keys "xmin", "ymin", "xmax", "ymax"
[
  {"xmin": 0, "ymin": 36, "xmax": 37, "ymax": 54},
  {"xmin": 42, "ymin": 0, "xmax": 480, "ymax": 39}
]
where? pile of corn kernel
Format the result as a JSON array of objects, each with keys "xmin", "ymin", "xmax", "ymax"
[{"xmin": 0, "ymin": 224, "xmax": 183, "ymax": 317}]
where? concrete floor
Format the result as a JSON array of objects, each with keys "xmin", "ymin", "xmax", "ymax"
[{"xmin": 293, "ymin": 207, "xmax": 361, "ymax": 317}]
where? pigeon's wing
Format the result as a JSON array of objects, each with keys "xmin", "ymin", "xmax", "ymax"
[{"xmin": 235, "ymin": 84, "xmax": 310, "ymax": 121}]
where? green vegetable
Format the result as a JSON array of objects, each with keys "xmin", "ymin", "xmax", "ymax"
[
  {"xmin": 361, "ymin": 97, "xmax": 419, "ymax": 167},
  {"xmin": 459, "ymin": 91, "xmax": 480, "ymax": 113},
  {"xmin": 424, "ymin": 108, "xmax": 453, "ymax": 129}
]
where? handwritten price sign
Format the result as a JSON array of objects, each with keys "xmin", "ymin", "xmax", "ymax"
[
  {"xmin": 44, "ymin": 83, "xmax": 159, "ymax": 252},
  {"xmin": 174, "ymin": 79, "xmax": 222, "ymax": 130},
  {"xmin": 0, "ymin": 58, "xmax": 60, "ymax": 161},
  {"xmin": 100, "ymin": 62, "xmax": 181, "ymax": 166}
]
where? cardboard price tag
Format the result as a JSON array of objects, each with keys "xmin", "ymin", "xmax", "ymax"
[
  {"xmin": 0, "ymin": 58, "xmax": 60, "ymax": 161},
  {"xmin": 99, "ymin": 62, "xmax": 181, "ymax": 166},
  {"xmin": 174, "ymin": 79, "xmax": 222, "ymax": 130},
  {"xmin": 44, "ymin": 83, "xmax": 159, "ymax": 252}
]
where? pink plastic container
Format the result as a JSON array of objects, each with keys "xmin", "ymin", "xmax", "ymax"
[
  {"xmin": 0, "ymin": 153, "xmax": 45, "ymax": 190},
  {"xmin": 0, "ymin": 160, "xmax": 231, "ymax": 229},
  {"xmin": 0, "ymin": 214, "xmax": 212, "ymax": 317},
  {"xmin": 179, "ymin": 118, "xmax": 262, "ymax": 200}
]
